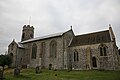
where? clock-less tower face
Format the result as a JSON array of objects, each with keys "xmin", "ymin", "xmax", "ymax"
[{"xmin": 21, "ymin": 25, "xmax": 34, "ymax": 41}]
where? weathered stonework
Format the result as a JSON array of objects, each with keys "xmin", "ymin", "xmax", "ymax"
[
  {"xmin": 8, "ymin": 25, "xmax": 120, "ymax": 70},
  {"xmin": 69, "ymin": 42, "xmax": 119, "ymax": 70}
]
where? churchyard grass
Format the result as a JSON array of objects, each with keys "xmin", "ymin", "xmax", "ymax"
[{"xmin": 4, "ymin": 68, "xmax": 120, "ymax": 80}]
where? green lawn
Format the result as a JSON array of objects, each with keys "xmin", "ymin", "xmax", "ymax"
[{"xmin": 4, "ymin": 69, "xmax": 120, "ymax": 80}]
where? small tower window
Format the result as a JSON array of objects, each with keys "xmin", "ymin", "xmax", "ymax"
[
  {"xmin": 10, "ymin": 53, "xmax": 13, "ymax": 56},
  {"xmin": 30, "ymin": 34, "xmax": 33, "ymax": 38}
]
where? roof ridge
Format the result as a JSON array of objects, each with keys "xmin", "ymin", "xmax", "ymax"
[
  {"xmin": 20, "ymin": 30, "xmax": 70, "ymax": 43},
  {"xmin": 76, "ymin": 30, "xmax": 109, "ymax": 37}
]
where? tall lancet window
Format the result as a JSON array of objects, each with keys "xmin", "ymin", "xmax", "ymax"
[
  {"xmin": 99, "ymin": 44, "xmax": 107, "ymax": 56},
  {"xmin": 40, "ymin": 42, "xmax": 45, "ymax": 58},
  {"xmin": 31, "ymin": 43, "xmax": 37, "ymax": 59},
  {"xmin": 100, "ymin": 47, "xmax": 103, "ymax": 56},
  {"xmin": 50, "ymin": 40, "xmax": 57, "ymax": 58},
  {"xmin": 74, "ymin": 50, "xmax": 79, "ymax": 61}
]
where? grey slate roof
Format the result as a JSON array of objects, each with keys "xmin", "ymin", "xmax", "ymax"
[
  {"xmin": 70, "ymin": 30, "xmax": 111, "ymax": 47},
  {"xmin": 21, "ymin": 32, "xmax": 65, "ymax": 43}
]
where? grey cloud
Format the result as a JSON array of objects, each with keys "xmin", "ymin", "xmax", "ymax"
[{"xmin": 0, "ymin": 0, "xmax": 120, "ymax": 54}]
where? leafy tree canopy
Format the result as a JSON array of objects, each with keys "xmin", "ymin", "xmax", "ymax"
[{"xmin": 0, "ymin": 54, "xmax": 12, "ymax": 68}]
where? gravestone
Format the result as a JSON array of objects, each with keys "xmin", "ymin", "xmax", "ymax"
[
  {"xmin": 14, "ymin": 67, "xmax": 20, "ymax": 76},
  {"xmin": 35, "ymin": 66, "xmax": 41, "ymax": 74}
]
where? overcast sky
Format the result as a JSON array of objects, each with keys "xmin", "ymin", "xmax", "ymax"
[{"xmin": 0, "ymin": 0, "xmax": 120, "ymax": 54}]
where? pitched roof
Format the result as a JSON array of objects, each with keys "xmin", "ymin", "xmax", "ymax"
[
  {"xmin": 70, "ymin": 30, "xmax": 111, "ymax": 47},
  {"xmin": 21, "ymin": 32, "xmax": 65, "ymax": 43},
  {"xmin": 8, "ymin": 39, "xmax": 24, "ymax": 48},
  {"xmin": 17, "ymin": 42, "xmax": 24, "ymax": 48}
]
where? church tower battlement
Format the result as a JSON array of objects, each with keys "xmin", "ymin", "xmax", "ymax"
[{"xmin": 21, "ymin": 25, "xmax": 34, "ymax": 41}]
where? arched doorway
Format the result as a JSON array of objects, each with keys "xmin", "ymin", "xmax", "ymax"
[
  {"xmin": 49, "ymin": 64, "xmax": 52, "ymax": 70},
  {"xmin": 92, "ymin": 57, "xmax": 97, "ymax": 67}
]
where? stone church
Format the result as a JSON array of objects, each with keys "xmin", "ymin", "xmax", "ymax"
[{"xmin": 8, "ymin": 24, "xmax": 120, "ymax": 70}]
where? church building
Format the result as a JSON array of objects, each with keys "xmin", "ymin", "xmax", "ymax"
[{"xmin": 8, "ymin": 24, "xmax": 120, "ymax": 70}]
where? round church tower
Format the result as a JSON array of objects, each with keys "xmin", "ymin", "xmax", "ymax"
[{"xmin": 21, "ymin": 25, "xmax": 34, "ymax": 41}]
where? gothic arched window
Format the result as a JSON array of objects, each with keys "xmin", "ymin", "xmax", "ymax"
[
  {"xmin": 74, "ymin": 50, "xmax": 79, "ymax": 61},
  {"xmin": 100, "ymin": 47, "xmax": 103, "ymax": 56},
  {"xmin": 50, "ymin": 40, "xmax": 57, "ymax": 58},
  {"xmin": 31, "ymin": 43, "xmax": 37, "ymax": 59},
  {"xmin": 103, "ymin": 47, "xmax": 106, "ymax": 56},
  {"xmin": 40, "ymin": 42, "xmax": 45, "ymax": 58},
  {"xmin": 99, "ymin": 44, "xmax": 107, "ymax": 56},
  {"xmin": 92, "ymin": 57, "xmax": 97, "ymax": 67}
]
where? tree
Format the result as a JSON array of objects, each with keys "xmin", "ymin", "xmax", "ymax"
[
  {"xmin": 6, "ymin": 55, "xmax": 12, "ymax": 68},
  {"xmin": 0, "ymin": 54, "xmax": 12, "ymax": 80}
]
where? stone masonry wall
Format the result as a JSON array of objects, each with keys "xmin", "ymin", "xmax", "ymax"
[
  {"xmin": 22, "ymin": 36, "xmax": 64, "ymax": 69},
  {"xmin": 8, "ymin": 41, "xmax": 18, "ymax": 67},
  {"xmin": 69, "ymin": 42, "xmax": 118, "ymax": 70}
]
